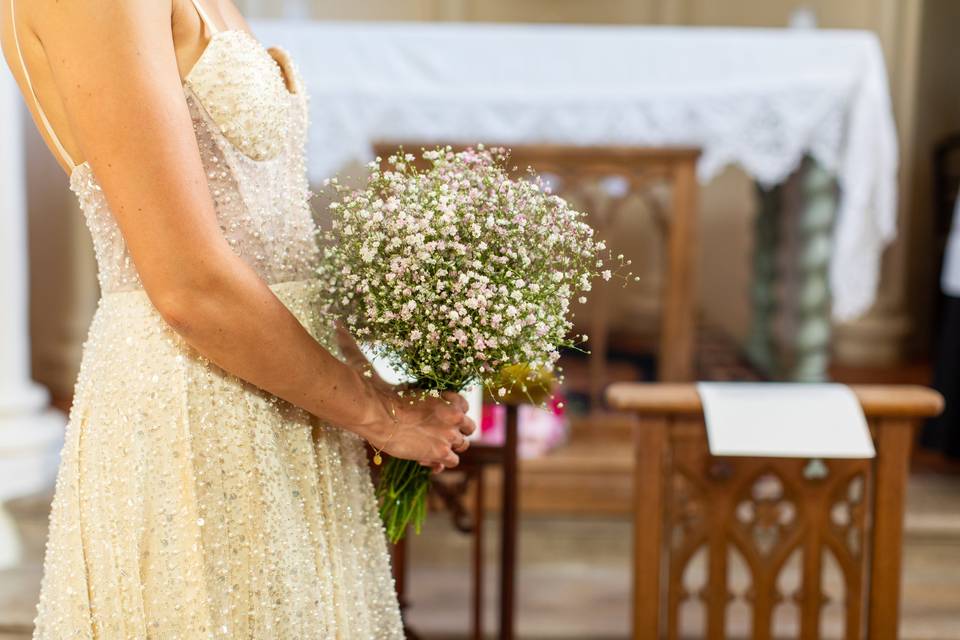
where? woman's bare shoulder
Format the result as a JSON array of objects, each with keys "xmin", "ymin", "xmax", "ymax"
[
  {"xmin": 1, "ymin": 0, "xmax": 180, "ymax": 95},
  {"xmin": 1, "ymin": 0, "xmax": 177, "ymax": 173},
  {"xmin": 3, "ymin": 0, "xmax": 174, "ymax": 43}
]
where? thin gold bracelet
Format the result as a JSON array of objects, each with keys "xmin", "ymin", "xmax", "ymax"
[{"xmin": 371, "ymin": 395, "xmax": 399, "ymax": 466}]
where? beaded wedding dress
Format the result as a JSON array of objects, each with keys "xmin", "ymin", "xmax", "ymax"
[{"xmin": 11, "ymin": 1, "xmax": 404, "ymax": 637}]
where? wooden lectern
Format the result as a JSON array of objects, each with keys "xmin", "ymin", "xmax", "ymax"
[{"xmin": 607, "ymin": 383, "xmax": 943, "ymax": 640}]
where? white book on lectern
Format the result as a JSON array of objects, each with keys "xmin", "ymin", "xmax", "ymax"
[{"xmin": 696, "ymin": 382, "xmax": 876, "ymax": 459}]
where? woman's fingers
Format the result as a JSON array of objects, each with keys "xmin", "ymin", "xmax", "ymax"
[
  {"xmin": 458, "ymin": 415, "xmax": 477, "ymax": 437},
  {"xmin": 433, "ymin": 401, "xmax": 464, "ymax": 425},
  {"xmin": 440, "ymin": 390, "xmax": 468, "ymax": 413},
  {"xmin": 442, "ymin": 450, "xmax": 460, "ymax": 468},
  {"xmin": 406, "ymin": 389, "xmax": 473, "ymax": 469},
  {"xmin": 419, "ymin": 461, "xmax": 445, "ymax": 474},
  {"xmin": 453, "ymin": 434, "xmax": 470, "ymax": 454}
]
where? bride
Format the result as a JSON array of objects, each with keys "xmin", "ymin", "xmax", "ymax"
[{"xmin": 2, "ymin": 0, "xmax": 475, "ymax": 636}]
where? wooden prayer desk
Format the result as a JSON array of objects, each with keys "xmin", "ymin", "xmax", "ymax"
[{"xmin": 606, "ymin": 383, "xmax": 943, "ymax": 640}]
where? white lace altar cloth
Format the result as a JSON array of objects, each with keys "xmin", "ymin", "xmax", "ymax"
[{"xmin": 251, "ymin": 20, "xmax": 898, "ymax": 320}]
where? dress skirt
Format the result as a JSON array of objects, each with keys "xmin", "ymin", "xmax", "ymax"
[{"xmin": 31, "ymin": 279, "xmax": 405, "ymax": 639}]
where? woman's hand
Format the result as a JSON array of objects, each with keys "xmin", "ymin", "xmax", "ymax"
[
  {"xmin": 356, "ymin": 386, "xmax": 476, "ymax": 473},
  {"xmin": 337, "ymin": 323, "xmax": 476, "ymax": 472},
  {"xmin": 388, "ymin": 389, "xmax": 476, "ymax": 472}
]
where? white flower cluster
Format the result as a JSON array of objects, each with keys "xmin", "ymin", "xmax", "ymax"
[{"xmin": 317, "ymin": 145, "xmax": 611, "ymax": 394}]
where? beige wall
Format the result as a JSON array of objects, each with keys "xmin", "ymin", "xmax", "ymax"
[{"xmin": 903, "ymin": 0, "xmax": 960, "ymax": 351}]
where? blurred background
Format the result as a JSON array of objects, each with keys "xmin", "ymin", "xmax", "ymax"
[{"xmin": 3, "ymin": 1, "xmax": 960, "ymax": 639}]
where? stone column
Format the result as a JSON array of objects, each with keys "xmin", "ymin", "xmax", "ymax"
[
  {"xmin": 0, "ymin": 71, "xmax": 64, "ymax": 569},
  {"xmin": 790, "ymin": 158, "xmax": 835, "ymax": 382},
  {"xmin": 745, "ymin": 183, "xmax": 782, "ymax": 377}
]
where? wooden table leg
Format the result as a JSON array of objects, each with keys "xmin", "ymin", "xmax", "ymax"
[
  {"xmin": 588, "ymin": 273, "xmax": 612, "ymax": 409},
  {"xmin": 660, "ymin": 159, "xmax": 698, "ymax": 382},
  {"xmin": 499, "ymin": 405, "xmax": 519, "ymax": 640},
  {"xmin": 472, "ymin": 466, "xmax": 485, "ymax": 640},
  {"xmin": 392, "ymin": 535, "xmax": 428, "ymax": 639},
  {"xmin": 392, "ymin": 536, "xmax": 419, "ymax": 638}
]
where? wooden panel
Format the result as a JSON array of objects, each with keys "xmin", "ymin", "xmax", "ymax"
[
  {"xmin": 659, "ymin": 158, "xmax": 698, "ymax": 382},
  {"xmin": 633, "ymin": 416, "xmax": 668, "ymax": 638},
  {"xmin": 867, "ymin": 418, "xmax": 914, "ymax": 640},
  {"xmin": 308, "ymin": 0, "xmax": 437, "ymax": 20},
  {"xmin": 680, "ymin": 0, "xmax": 878, "ymax": 29},
  {"xmin": 462, "ymin": 0, "xmax": 658, "ymax": 24},
  {"xmin": 608, "ymin": 383, "xmax": 945, "ymax": 418}
]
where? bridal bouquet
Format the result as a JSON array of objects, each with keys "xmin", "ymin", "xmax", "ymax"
[{"xmin": 317, "ymin": 145, "xmax": 628, "ymax": 542}]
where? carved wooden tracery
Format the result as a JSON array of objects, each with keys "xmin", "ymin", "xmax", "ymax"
[{"xmin": 662, "ymin": 418, "xmax": 872, "ymax": 640}]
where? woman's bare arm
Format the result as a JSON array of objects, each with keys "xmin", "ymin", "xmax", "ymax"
[{"xmin": 17, "ymin": 0, "xmax": 471, "ymax": 466}]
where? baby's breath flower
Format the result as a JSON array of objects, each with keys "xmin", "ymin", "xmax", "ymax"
[{"xmin": 317, "ymin": 144, "xmax": 625, "ymax": 405}]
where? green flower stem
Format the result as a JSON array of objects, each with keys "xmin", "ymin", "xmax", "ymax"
[
  {"xmin": 378, "ymin": 458, "xmax": 432, "ymax": 543},
  {"xmin": 377, "ymin": 377, "xmax": 469, "ymax": 543}
]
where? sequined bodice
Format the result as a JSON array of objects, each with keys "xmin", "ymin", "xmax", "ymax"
[{"xmin": 69, "ymin": 30, "xmax": 320, "ymax": 294}]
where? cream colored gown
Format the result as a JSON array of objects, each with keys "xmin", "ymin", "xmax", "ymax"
[{"xmin": 10, "ymin": 2, "xmax": 405, "ymax": 638}]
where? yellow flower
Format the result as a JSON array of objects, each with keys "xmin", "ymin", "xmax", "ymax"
[{"xmin": 485, "ymin": 363, "xmax": 555, "ymax": 405}]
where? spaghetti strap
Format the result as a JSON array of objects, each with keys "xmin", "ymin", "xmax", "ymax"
[
  {"xmin": 190, "ymin": 0, "xmax": 220, "ymax": 35},
  {"xmin": 9, "ymin": 0, "xmax": 77, "ymax": 171}
]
